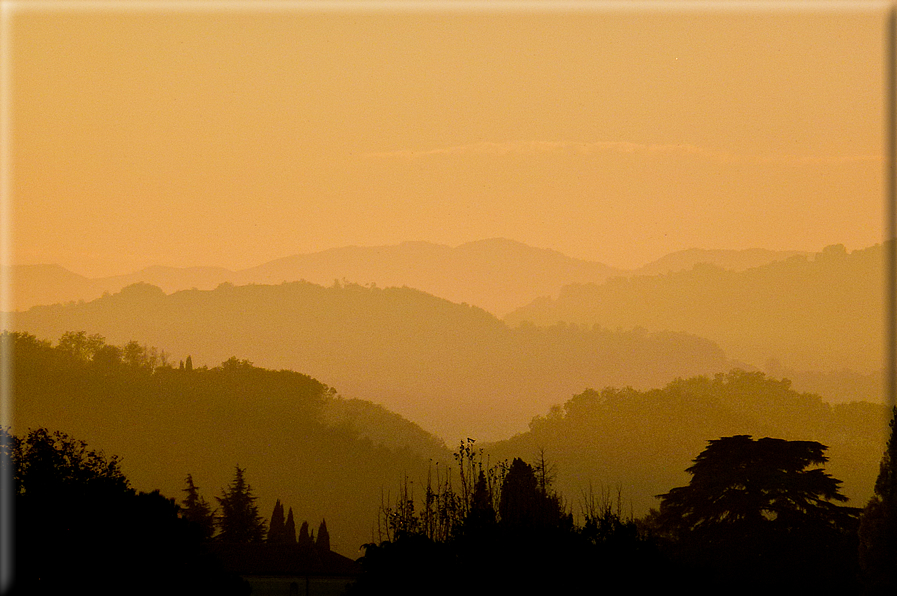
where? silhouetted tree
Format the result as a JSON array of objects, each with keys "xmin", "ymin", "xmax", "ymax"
[
  {"xmin": 465, "ymin": 470, "xmax": 496, "ymax": 531},
  {"xmin": 297, "ymin": 520, "xmax": 314, "ymax": 548},
  {"xmin": 216, "ymin": 466, "xmax": 266, "ymax": 543},
  {"xmin": 859, "ymin": 407, "xmax": 897, "ymax": 593},
  {"xmin": 267, "ymin": 499, "xmax": 286, "ymax": 544},
  {"xmin": 657, "ymin": 435, "xmax": 860, "ymax": 590},
  {"xmin": 316, "ymin": 519, "xmax": 330, "ymax": 551},
  {"xmin": 5, "ymin": 427, "xmax": 248, "ymax": 595},
  {"xmin": 498, "ymin": 457, "xmax": 568, "ymax": 530},
  {"xmin": 284, "ymin": 507, "xmax": 297, "ymax": 544},
  {"xmin": 181, "ymin": 474, "xmax": 216, "ymax": 541},
  {"xmin": 185, "ymin": 354, "xmax": 193, "ymax": 372},
  {"xmin": 498, "ymin": 458, "xmax": 539, "ymax": 527}
]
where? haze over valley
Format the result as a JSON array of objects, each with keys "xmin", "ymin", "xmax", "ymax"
[
  {"xmin": 8, "ymin": 240, "xmax": 884, "ymax": 440},
  {"xmin": 5, "ymin": 6, "xmax": 893, "ymax": 590}
]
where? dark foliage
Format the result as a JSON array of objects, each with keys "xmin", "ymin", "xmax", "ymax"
[
  {"xmin": 859, "ymin": 407, "xmax": 897, "ymax": 593},
  {"xmin": 656, "ymin": 435, "xmax": 861, "ymax": 592},
  {"xmin": 297, "ymin": 520, "xmax": 314, "ymax": 548},
  {"xmin": 498, "ymin": 457, "xmax": 569, "ymax": 531},
  {"xmin": 350, "ymin": 453, "xmax": 670, "ymax": 595},
  {"xmin": 316, "ymin": 519, "xmax": 331, "ymax": 552},
  {"xmin": 267, "ymin": 499, "xmax": 286, "ymax": 544},
  {"xmin": 5, "ymin": 427, "xmax": 248, "ymax": 595},
  {"xmin": 181, "ymin": 474, "xmax": 216, "ymax": 541},
  {"xmin": 8, "ymin": 330, "xmax": 440, "ymax": 551},
  {"xmin": 216, "ymin": 466, "xmax": 266, "ymax": 544},
  {"xmin": 284, "ymin": 507, "xmax": 297, "ymax": 544}
]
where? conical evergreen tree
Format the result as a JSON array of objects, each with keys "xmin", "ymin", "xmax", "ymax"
[
  {"xmin": 284, "ymin": 507, "xmax": 297, "ymax": 544},
  {"xmin": 185, "ymin": 355, "xmax": 193, "ymax": 372},
  {"xmin": 297, "ymin": 520, "xmax": 314, "ymax": 548},
  {"xmin": 316, "ymin": 519, "xmax": 330, "ymax": 552},
  {"xmin": 181, "ymin": 474, "xmax": 215, "ymax": 540},
  {"xmin": 216, "ymin": 466, "xmax": 266, "ymax": 543},
  {"xmin": 267, "ymin": 499, "xmax": 286, "ymax": 544}
]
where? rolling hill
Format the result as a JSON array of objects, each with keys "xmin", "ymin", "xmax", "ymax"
[
  {"xmin": 505, "ymin": 244, "xmax": 883, "ymax": 374},
  {"xmin": 9, "ymin": 280, "xmax": 732, "ymax": 443}
]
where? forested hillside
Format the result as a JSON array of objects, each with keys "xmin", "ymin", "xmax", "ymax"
[
  {"xmin": 8, "ymin": 331, "xmax": 448, "ymax": 554},
  {"xmin": 10, "ymin": 330, "xmax": 889, "ymax": 556},
  {"xmin": 506, "ymin": 243, "xmax": 882, "ymax": 373},
  {"xmin": 9, "ymin": 280, "xmax": 732, "ymax": 441},
  {"xmin": 485, "ymin": 370, "xmax": 888, "ymax": 518}
]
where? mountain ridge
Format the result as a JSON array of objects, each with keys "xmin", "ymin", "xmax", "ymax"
[
  {"xmin": 6, "ymin": 239, "xmax": 810, "ymax": 314},
  {"xmin": 8, "ymin": 279, "xmax": 733, "ymax": 443}
]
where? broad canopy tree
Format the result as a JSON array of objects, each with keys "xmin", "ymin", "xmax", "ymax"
[
  {"xmin": 656, "ymin": 435, "xmax": 860, "ymax": 589},
  {"xmin": 657, "ymin": 435, "xmax": 855, "ymax": 534}
]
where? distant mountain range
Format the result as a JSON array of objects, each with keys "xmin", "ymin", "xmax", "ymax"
[
  {"xmin": 505, "ymin": 243, "xmax": 883, "ymax": 373},
  {"xmin": 5, "ymin": 239, "xmax": 807, "ymax": 315}
]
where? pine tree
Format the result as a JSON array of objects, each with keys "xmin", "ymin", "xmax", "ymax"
[
  {"xmin": 267, "ymin": 499, "xmax": 286, "ymax": 544},
  {"xmin": 185, "ymin": 355, "xmax": 193, "ymax": 372},
  {"xmin": 316, "ymin": 519, "xmax": 330, "ymax": 552},
  {"xmin": 284, "ymin": 507, "xmax": 297, "ymax": 544},
  {"xmin": 181, "ymin": 474, "xmax": 216, "ymax": 540},
  {"xmin": 216, "ymin": 466, "xmax": 266, "ymax": 543}
]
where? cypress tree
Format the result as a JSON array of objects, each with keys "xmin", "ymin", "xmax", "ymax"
[
  {"xmin": 267, "ymin": 499, "xmax": 285, "ymax": 544},
  {"xmin": 316, "ymin": 519, "xmax": 330, "ymax": 552},
  {"xmin": 298, "ymin": 521, "xmax": 313, "ymax": 548},
  {"xmin": 284, "ymin": 507, "xmax": 297, "ymax": 544}
]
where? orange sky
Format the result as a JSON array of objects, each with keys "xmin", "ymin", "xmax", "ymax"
[{"xmin": 4, "ymin": 1, "xmax": 889, "ymax": 277}]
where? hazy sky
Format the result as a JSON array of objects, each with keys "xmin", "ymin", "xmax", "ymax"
[{"xmin": 5, "ymin": 1, "xmax": 889, "ymax": 277}]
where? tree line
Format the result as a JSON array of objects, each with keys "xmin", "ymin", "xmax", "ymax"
[
  {"xmin": 5, "ymin": 412, "xmax": 896, "ymax": 595},
  {"xmin": 180, "ymin": 467, "xmax": 331, "ymax": 552},
  {"xmin": 350, "ymin": 418, "xmax": 897, "ymax": 595}
]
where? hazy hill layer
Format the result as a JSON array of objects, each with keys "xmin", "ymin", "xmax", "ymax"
[
  {"xmin": 484, "ymin": 370, "xmax": 888, "ymax": 520},
  {"xmin": 230, "ymin": 239, "xmax": 622, "ymax": 317},
  {"xmin": 12, "ymin": 331, "xmax": 886, "ymax": 553},
  {"xmin": 8, "ymin": 331, "xmax": 447, "ymax": 555},
  {"xmin": 505, "ymin": 244, "xmax": 883, "ymax": 373},
  {"xmin": 8, "ymin": 280, "xmax": 732, "ymax": 442},
  {"xmin": 6, "ymin": 240, "xmax": 805, "ymax": 315},
  {"xmin": 632, "ymin": 247, "xmax": 808, "ymax": 277},
  {"xmin": 7, "ymin": 239, "xmax": 619, "ymax": 315}
]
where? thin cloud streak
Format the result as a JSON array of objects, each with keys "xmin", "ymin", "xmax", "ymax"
[{"xmin": 364, "ymin": 140, "xmax": 882, "ymax": 166}]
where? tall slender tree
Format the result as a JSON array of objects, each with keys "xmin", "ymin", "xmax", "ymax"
[
  {"xmin": 316, "ymin": 519, "xmax": 330, "ymax": 552},
  {"xmin": 267, "ymin": 499, "xmax": 286, "ymax": 544},
  {"xmin": 298, "ymin": 521, "xmax": 314, "ymax": 548},
  {"xmin": 216, "ymin": 466, "xmax": 266, "ymax": 544},
  {"xmin": 284, "ymin": 507, "xmax": 297, "ymax": 544},
  {"xmin": 181, "ymin": 474, "xmax": 216, "ymax": 540}
]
